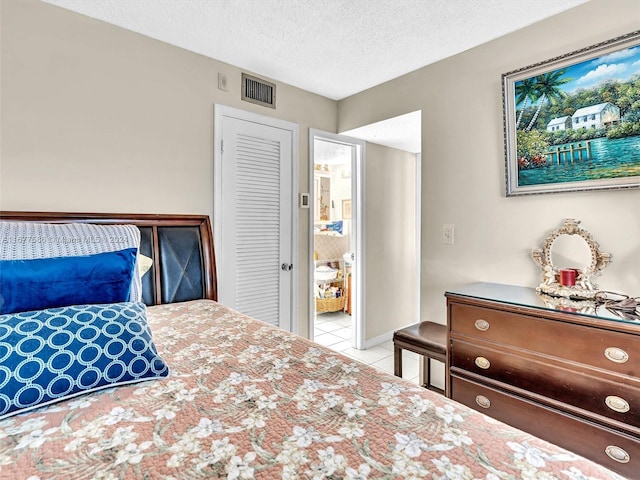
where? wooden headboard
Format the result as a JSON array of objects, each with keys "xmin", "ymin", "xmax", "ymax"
[{"xmin": 0, "ymin": 212, "xmax": 217, "ymax": 305}]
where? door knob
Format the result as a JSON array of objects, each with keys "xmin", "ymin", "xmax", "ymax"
[{"xmin": 281, "ymin": 263, "xmax": 293, "ymax": 271}]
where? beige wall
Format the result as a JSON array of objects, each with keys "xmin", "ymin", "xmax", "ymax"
[
  {"xmin": 339, "ymin": 0, "xmax": 640, "ymax": 327},
  {"xmin": 364, "ymin": 143, "xmax": 418, "ymax": 342},
  {"xmin": 3, "ymin": 0, "xmax": 640, "ymax": 343},
  {"xmin": 0, "ymin": 0, "xmax": 337, "ymax": 337}
]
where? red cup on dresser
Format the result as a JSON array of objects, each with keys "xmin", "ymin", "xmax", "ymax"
[{"xmin": 559, "ymin": 268, "xmax": 578, "ymax": 286}]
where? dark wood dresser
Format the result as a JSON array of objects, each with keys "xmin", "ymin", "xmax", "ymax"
[{"xmin": 446, "ymin": 282, "xmax": 640, "ymax": 478}]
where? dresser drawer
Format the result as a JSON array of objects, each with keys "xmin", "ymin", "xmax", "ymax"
[
  {"xmin": 451, "ymin": 375, "xmax": 640, "ymax": 478},
  {"xmin": 451, "ymin": 339, "xmax": 640, "ymax": 433},
  {"xmin": 450, "ymin": 303, "xmax": 640, "ymax": 377}
]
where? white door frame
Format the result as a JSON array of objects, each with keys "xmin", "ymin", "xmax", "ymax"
[
  {"xmin": 214, "ymin": 104, "xmax": 299, "ymax": 333},
  {"xmin": 309, "ymin": 129, "xmax": 366, "ymax": 349},
  {"xmin": 415, "ymin": 153, "xmax": 422, "ymax": 325}
]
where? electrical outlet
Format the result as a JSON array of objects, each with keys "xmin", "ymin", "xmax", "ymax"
[{"xmin": 443, "ymin": 224, "xmax": 455, "ymax": 245}]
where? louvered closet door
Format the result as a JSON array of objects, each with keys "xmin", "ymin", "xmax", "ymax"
[{"xmin": 220, "ymin": 117, "xmax": 293, "ymax": 331}]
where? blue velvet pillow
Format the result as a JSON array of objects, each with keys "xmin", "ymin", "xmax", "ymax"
[
  {"xmin": 0, "ymin": 248, "xmax": 137, "ymax": 315},
  {"xmin": 0, "ymin": 302, "xmax": 169, "ymax": 420}
]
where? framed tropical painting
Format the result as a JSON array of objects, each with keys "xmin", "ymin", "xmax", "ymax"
[{"xmin": 503, "ymin": 30, "xmax": 640, "ymax": 195}]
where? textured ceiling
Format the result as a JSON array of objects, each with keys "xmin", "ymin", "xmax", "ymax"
[
  {"xmin": 41, "ymin": 0, "xmax": 590, "ymax": 153},
  {"xmin": 42, "ymin": 0, "xmax": 589, "ymax": 101}
]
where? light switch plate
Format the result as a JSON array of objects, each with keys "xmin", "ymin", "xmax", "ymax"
[{"xmin": 218, "ymin": 73, "xmax": 228, "ymax": 91}]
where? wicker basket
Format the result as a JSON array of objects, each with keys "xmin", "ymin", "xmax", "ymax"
[{"xmin": 316, "ymin": 295, "xmax": 346, "ymax": 314}]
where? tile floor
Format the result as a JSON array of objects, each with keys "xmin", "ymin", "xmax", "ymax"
[{"xmin": 313, "ymin": 310, "xmax": 421, "ymax": 385}]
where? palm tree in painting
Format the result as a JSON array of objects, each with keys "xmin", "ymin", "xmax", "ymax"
[
  {"xmin": 526, "ymin": 69, "xmax": 571, "ymax": 131},
  {"xmin": 515, "ymin": 77, "xmax": 539, "ymax": 129}
]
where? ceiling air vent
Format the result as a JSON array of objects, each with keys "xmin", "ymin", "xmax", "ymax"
[{"xmin": 241, "ymin": 73, "xmax": 276, "ymax": 109}]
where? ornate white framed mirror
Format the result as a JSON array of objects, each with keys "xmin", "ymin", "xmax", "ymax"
[{"xmin": 532, "ymin": 218, "xmax": 612, "ymax": 299}]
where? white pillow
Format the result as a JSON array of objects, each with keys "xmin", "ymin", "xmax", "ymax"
[
  {"xmin": 138, "ymin": 254, "xmax": 153, "ymax": 278},
  {"xmin": 0, "ymin": 222, "xmax": 143, "ymax": 302}
]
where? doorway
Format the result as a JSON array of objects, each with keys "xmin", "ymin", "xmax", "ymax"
[
  {"xmin": 309, "ymin": 130, "xmax": 364, "ymax": 349},
  {"xmin": 310, "ymin": 111, "xmax": 421, "ymax": 359}
]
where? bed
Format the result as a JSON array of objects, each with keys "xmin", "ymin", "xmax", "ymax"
[{"xmin": 0, "ymin": 212, "xmax": 625, "ymax": 479}]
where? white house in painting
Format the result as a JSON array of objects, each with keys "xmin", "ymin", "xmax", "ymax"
[
  {"xmin": 546, "ymin": 115, "xmax": 572, "ymax": 132},
  {"xmin": 571, "ymin": 102, "xmax": 620, "ymax": 130}
]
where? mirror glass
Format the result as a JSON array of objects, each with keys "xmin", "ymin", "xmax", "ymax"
[{"xmin": 551, "ymin": 234, "xmax": 592, "ymax": 270}]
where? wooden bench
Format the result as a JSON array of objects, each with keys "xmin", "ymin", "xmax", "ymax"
[{"xmin": 393, "ymin": 321, "xmax": 447, "ymax": 394}]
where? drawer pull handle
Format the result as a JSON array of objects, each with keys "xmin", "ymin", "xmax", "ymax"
[
  {"xmin": 605, "ymin": 445, "xmax": 630, "ymax": 464},
  {"xmin": 474, "ymin": 319, "xmax": 490, "ymax": 331},
  {"xmin": 475, "ymin": 395, "xmax": 491, "ymax": 409},
  {"xmin": 475, "ymin": 357, "xmax": 490, "ymax": 369},
  {"xmin": 604, "ymin": 347, "xmax": 629, "ymax": 364},
  {"xmin": 605, "ymin": 396, "xmax": 630, "ymax": 413}
]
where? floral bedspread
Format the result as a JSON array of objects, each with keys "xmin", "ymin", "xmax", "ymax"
[{"xmin": 0, "ymin": 300, "xmax": 623, "ymax": 479}]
